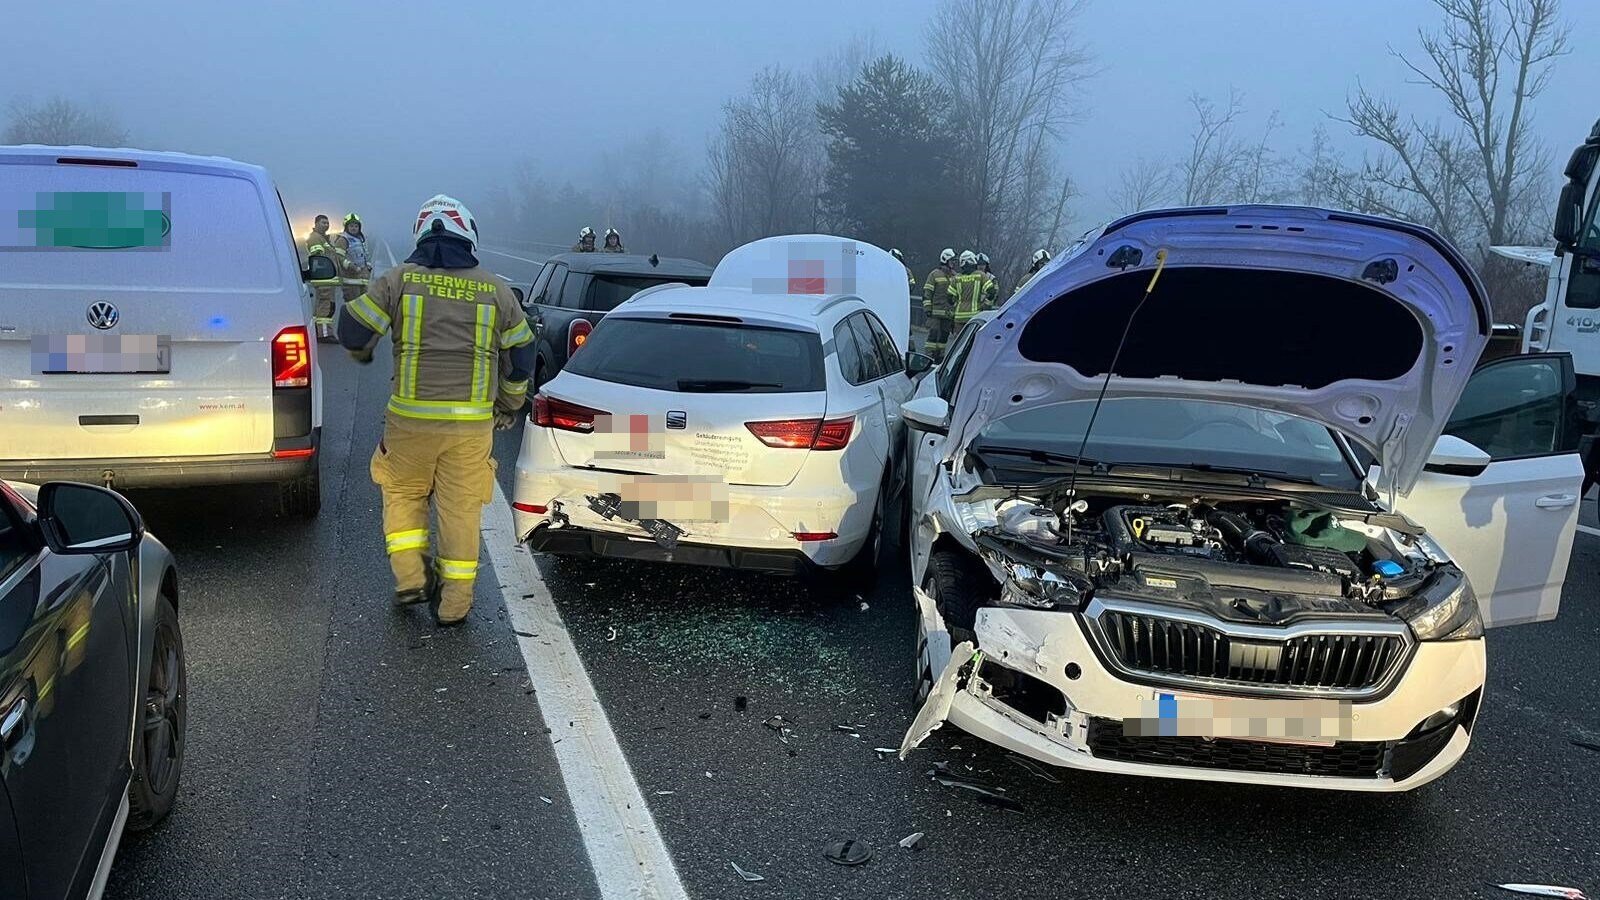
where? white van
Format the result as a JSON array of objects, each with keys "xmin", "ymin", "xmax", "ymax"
[{"xmin": 0, "ymin": 147, "xmax": 334, "ymax": 516}]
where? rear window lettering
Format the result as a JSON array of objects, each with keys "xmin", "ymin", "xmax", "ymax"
[{"xmin": 564, "ymin": 317, "xmax": 824, "ymax": 393}]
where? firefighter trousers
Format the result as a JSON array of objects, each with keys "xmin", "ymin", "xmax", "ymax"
[
  {"xmin": 925, "ymin": 313, "xmax": 954, "ymax": 360},
  {"xmin": 370, "ymin": 413, "xmax": 497, "ymax": 620},
  {"xmin": 313, "ymin": 284, "xmax": 340, "ymax": 326}
]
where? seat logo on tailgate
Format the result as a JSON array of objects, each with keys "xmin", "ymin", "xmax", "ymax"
[
  {"xmin": 86, "ymin": 301, "xmax": 119, "ymax": 330},
  {"xmin": 666, "ymin": 410, "xmax": 687, "ymax": 430}
]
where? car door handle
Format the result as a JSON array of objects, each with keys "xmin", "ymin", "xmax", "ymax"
[
  {"xmin": 1535, "ymin": 493, "xmax": 1578, "ymax": 509},
  {"xmin": 0, "ymin": 698, "xmax": 28, "ymax": 751}
]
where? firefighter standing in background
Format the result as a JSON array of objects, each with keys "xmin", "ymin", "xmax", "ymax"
[
  {"xmin": 890, "ymin": 248, "xmax": 916, "ymax": 291},
  {"xmin": 338, "ymin": 195, "xmax": 536, "ymax": 626},
  {"xmin": 601, "ymin": 228, "xmax": 626, "ymax": 252},
  {"xmin": 334, "ymin": 213, "xmax": 373, "ymax": 309},
  {"xmin": 1014, "ymin": 248, "xmax": 1051, "ymax": 296},
  {"xmin": 921, "ymin": 248, "xmax": 958, "ymax": 359},
  {"xmin": 950, "ymin": 250, "xmax": 997, "ymax": 329},
  {"xmin": 573, "ymin": 226, "xmax": 597, "ymax": 252},
  {"xmin": 976, "ymin": 252, "xmax": 998, "ymax": 296},
  {"xmin": 305, "ymin": 215, "xmax": 343, "ymax": 341}
]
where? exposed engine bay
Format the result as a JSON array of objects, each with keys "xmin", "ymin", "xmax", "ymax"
[{"xmin": 968, "ymin": 489, "xmax": 1452, "ymax": 627}]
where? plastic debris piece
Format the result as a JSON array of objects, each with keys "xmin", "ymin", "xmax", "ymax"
[
  {"xmin": 931, "ymin": 772, "xmax": 1025, "ymax": 812},
  {"xmin": 1572, "ymin": 739, "xmax": 1600, "ymax": 754},
  {"xmin": 654, "ymin": 790, "xmax": 675, "ymax": 795},
  {"xmin": 873, "ymin": 747, "xmax": 898, "ymax": 760},
  {"xmin": 730, "ymin": 862, "xmax": 765, "ymax": 883},
  {"xmin": 606, "ymin": 626, "xmax": 618, "ymax": 642},
  {"xmin": 513, "ymin": 629, "xmax": 534, "ymax": 638},
  {"xmin": 539, "ymin": 796, "xmax": 553, "ymax": 804},
  {"xmin": 859, "ymin": 601, "xmax": 870, "ymax": 612},
  {"xmin": 898, "ymin": 832, "xmax": 924, "ymax": 850},
  {"xmin": 1006, "ymin": 753, "xmax": 1062, "ymax": 783},
  {"xmin": 823, "ymin": 839, "xmax": 873, "ymax": 866},
  {"xmin": 1494, "ymin": 886, "xmax": 1588, "ymax": 899},
  {"xmin": 763, "ymin": 715, "xmax": 794, "ymax": 744}
]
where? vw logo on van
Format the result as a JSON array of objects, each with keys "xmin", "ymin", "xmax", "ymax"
[{"xmin": 86, "ymin": 301, "xmax": 120, "ymax": 330}]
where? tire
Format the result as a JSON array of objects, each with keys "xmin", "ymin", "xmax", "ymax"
[
  {"xmin": 127, "ymin": 593, "xmax": 186, "ymax": 831},
  {"xmin": 925, "ymin": 547, "xmax": 994, "ymax": 648},
  {"xmin": 278, "ymin": 465, "xmax": 322, "ymax": 519},
  {"xmin": 832, "ymin": 477, "xmax": 890, "ymax": 590}
]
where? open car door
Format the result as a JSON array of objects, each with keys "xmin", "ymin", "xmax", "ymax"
[{"xmin": 1392, "ymin": 353, "xmax": 1585, "ymax": 627}]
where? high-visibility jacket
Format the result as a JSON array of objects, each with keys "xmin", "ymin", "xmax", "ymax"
[
  {"xmin": 903, "ymin": 264, "xmax": 916, "ymax": 291},
  {"xmin": 334, "ymin": 231, "xmax": 373, "ymax": 285},
  {"xmin": 922, "ymin": 264, "xmax": 956, "ymax": 316},
  {"xmin": 304, "ymin": 228, "xmax": 342, "ymax": 285},
  {"xmin": 950, "ymin": 269, "xmax": 997, "ymax": 325},
  {"xmin": 1013, "ymin": 266, "xmax": 1043, "ymax": 296},
  {"xmin": 344, "ymin": 263, "xmax": 536, "ymax": 423},
  {"xmin": 600, "ymin": 243, "xmax": 626, "ymax": 253}
]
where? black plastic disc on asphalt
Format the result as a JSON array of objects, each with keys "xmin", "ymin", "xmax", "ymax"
[{"xmin": 823, "ymin": 839, "xmax": 873, "ymax": 866}]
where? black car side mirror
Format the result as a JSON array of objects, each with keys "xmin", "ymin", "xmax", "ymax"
[
  {"xmin": 905, "ymin": 351, "xmax": 936, "ymax": 377},
  {"xmin": 35, "ymin": 483, "xmax": 144, "ymax": 555},
  {"xmin": 304, "ymin": 255, "xmax": 339, "ymax": 284}
]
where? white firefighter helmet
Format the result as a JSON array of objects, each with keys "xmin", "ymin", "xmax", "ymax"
[
  {"xmin": 604, "ymin": 228, "xmax": 620, "ymax": 238},
  {"xmin": 976, "ymin": 252, "xmax": 991, "ymax": 266},
  {"xmin": 579, "ymin": 226, "xmax": 595, "ymax": 239},
  {"xmin": 413, "ymin": 195, "xmax": 479, "ymax": 248},
  {"xmin": 939, "ymin": 248, "xmax": 956, "ymax": 265},
  {"xmin": 1032, "ymin": 248, "xmax": 1051, "ymax": 265},
  {"xmin": 889, "ymin": 248, "xmax": 904, "ymax": 261},
  {"xmin": 958, "ymin": 250, "xmax": 978, "ymax": 267}
]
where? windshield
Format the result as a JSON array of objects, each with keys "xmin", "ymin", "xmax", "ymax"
[
  {"xmin": 563, "ymin": 316, "xmax": 824, "ymax": 393},
  {"xmin": 972, "ymin": 398, "xmax": 1359, "ymax": 485}
]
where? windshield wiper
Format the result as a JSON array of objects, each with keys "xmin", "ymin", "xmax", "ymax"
[
  {"xmin": 975, "ymin": 445, "xmax": 1104, "ymax": 470},
  {"xmin": 1168, "ymin": 462, "xmax": 1316, "ymax": 484},
  {"xmin": 675, "ymin": 378, "xmax": 782, "ymax": 392}
]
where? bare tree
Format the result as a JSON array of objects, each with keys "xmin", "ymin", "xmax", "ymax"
[
  {"xmin": 1337, "ymin": 0, "xmax": 1569, "ymax": 258},
  {"xmin": 704, "ymin": 66, "xmax": 822, "ymax": 248},
  {"xmin": 924, "ymin": 0, "xmax": 1094, "ymax": 284},
  {"xmin": 1110, "ymin": 156, "xmax": 1173, "ymax": 215},
  {"xmin": 4, "ymin": 97, "xmax": 129, "ymax": 147},
  {"xmin": 1178, "ymin": 90, "xmax": 1246, "ymax": 206}
]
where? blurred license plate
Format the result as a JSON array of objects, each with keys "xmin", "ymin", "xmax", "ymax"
[
  {"xmin": 599, "ymin": 473, "xmax": 729, "ymax": 523},
  {"xmin": 33, "ymin": 334, "xmax": 170, "ymax": 373},
  {"xmin": 1124, "ymin": 692, "xmax": 1352, "ymax": 744}
]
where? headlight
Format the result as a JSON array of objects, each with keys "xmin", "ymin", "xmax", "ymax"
[
  {"xmin": 1000, "ymin": 562, "xmax": 1084, "ymax": 610},
  {"xmin": 1395, "ymin": 570, "xmax": 1483, "ymax": 641}
]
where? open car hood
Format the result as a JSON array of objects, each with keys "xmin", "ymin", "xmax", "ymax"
[{"xmin": 947, "ymin": 206, "xmax": 1491, "ymax": 496}]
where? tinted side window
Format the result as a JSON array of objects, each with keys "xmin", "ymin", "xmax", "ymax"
[
  {"xmin": 529, "ymin": 263, "xmax": 556, "ymax": 305},
  {"xmin": 1445, "ymin": 356, "xmax": 1576, "ymax": 459},
  {"xmin": 545, "ymin": 267, "xmax": 570, "ymax": 309},
  {"xmin": 0, "ymin": 493, "xmax": 35, "ymax": 583},
  {"xmin": 937, "ymin": 319, "xmax": 982, "ymax": 400},
  {"xmin": 559, "ymin": 272, "xmax": 587, "ymax": 309},
  {"xmin": 862, "ymin": 312, "xmax": 901, "ymax": 376},
  {"xmin": 833, "ymin": 318, "xmax": 867, "ymax": 385},
  {"xmin": 847, "ymin": 315, "xmax": 887, "ymax": 381}
]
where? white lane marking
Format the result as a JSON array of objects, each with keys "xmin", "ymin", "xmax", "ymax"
[
  {"xmin": 1577, "ymin": 524, "xmax": 1600, "ymax": 538},
  {"xmin": 479, "ymin": 246, "xmax": 549, "ymax": 266},
  {"xmin": 482, "ymin": 483, "xmax": 688, "ymax": 900}
]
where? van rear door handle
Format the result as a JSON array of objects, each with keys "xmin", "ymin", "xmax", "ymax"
[
  {"xmin": 1, "ymin": 698, "xmax": 29, "ymax": 751},
  {"xmin": 1535, "ymin": 493, "xmax": 1578, "ymax": 509}
]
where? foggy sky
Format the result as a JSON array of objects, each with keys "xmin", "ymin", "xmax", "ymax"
[{"xmin": 9, "ymin": 0, "xmax": 1598, "ymax": 248}]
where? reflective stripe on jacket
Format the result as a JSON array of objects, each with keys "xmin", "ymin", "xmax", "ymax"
[
  {"xmin": 305, "ymin": 229, "xmax": 343, "ymax": 285},
  {"xmin": 950, "ymin": 271, "xmax": 997, "ymax": 323},
  {"xmin": 345, "ymin": 263, "xmax": 534, "ymax": 422},
  {"xmin": 922, "ymin": 265, "xmax": 955, "ymax": 315},
  {"xmin": 335, "ymin": 232, "xmax": 372, "ymax": 284}
]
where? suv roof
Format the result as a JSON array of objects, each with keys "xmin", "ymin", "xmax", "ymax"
[{"xmin": 544, "ymin": 251, "xmax": 712, "ymax": 280}]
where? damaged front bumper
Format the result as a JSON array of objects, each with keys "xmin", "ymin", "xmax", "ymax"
[{"xmin": 904, "ymin": 592, "xmax": 1486, "ymax": 792}]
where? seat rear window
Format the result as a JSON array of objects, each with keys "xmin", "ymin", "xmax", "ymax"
[
  {"xmin": 564, "ymin": 317, "xmax": 824, "ymax": 393},
  {"xmin": 0, "ymin": 165, "xmax": 282, "ymax": 291}
]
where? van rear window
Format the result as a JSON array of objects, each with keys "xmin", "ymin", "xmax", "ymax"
[
  {"xmin": 564, "ymin": 317, "xmax": 824, "ymax": 393},
  {"xmin": 0, "ymin": 168, "xmax": 282, "ymax": 290}
]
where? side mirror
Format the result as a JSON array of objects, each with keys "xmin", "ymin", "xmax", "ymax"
[
  {"xmin": 1424, "ymin": 434, "xmax": 1491, "ymax": 478},
  {"xmin": 1553, "ymin": 181, "xmax": 1584, "ymax": 250},
  {"xmin": 304, "ymin": 255, "xmax": 339, "ymax": 284},
  {"xmin": 901, "ymin": 395, "xmax": 951, "ymax": 436},
  {"xmin": 905, "ymin": 351, "xmax": 935, "ymax": 377},
  {"xmin": 511, "ymin": 286, "xmax": 527, "ymax": 306},
  {"xmin": 35, "ymin": 483, "xmax": 143, "ymax": 555}
]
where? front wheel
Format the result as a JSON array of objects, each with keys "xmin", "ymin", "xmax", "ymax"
[{"xmin": 127, "ymin": 593, "xmax": 186, "ymax": 831}]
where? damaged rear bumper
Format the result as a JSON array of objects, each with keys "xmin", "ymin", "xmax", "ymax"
[
  {"xmin": 910, "ymin": 599, "xmax": 1486, "ymax": 792},
  {"xmin": 525, "ymin": 523, "xmax": 813, "ymax": 575}
]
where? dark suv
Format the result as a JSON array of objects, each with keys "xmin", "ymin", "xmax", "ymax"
[{"xmin": 522, "ymin": 252, "xmax": 713, "ymax": 389}]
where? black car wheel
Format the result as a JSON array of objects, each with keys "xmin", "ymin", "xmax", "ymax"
[
  {"xmin": 128, "ymin": 593, "xmax": 186, "ymax": 831},
  {"xmin": 926, "ymin": 547, "xmax": 992, "ymax": 648},
  {"xmin": 278, "ymin": 465, "xmax": 322, "ymax": 519}
]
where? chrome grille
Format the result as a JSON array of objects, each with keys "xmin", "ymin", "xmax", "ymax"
[{"xmin": 1090, "ymin": 605, "xmax": 1408, "ymax": 696}]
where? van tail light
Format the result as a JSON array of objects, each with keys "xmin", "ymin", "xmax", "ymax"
[
  {"xmin": 745, "ymin": 416, "xmax": 854, "ymax": 450},
  {"xmin": 272, "ymin": 327, "xmax": 311, "ymax": 388},
  {"xmin": 568, "ymin": 319, "xmax": 593, "ymax": 357},
  {"xmin": 533, "ymin": 393, "xmax": 607, "ymax": 434}
]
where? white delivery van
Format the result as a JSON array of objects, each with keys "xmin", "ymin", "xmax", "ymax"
[{"xmin": 0, "ymin": 147, "xmax": 335, "ymax": 516}]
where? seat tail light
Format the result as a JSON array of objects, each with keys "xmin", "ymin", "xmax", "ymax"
[
  {"xmin": 272, "ymin": 326, "xmax": 311, "ymax": 388},
  {"xmin": 793, "ymin": 531, "xmax": 838, "ymax": 542},
  {"xmin": 745, "ymin": 416, "xmax": 853, "ymax": 450},
  {"xmin": 568, "ymin": 319, "xmax": 593, "ymax": 357},
  {"xmin": 512, "ymin": 502, "xmax": 548, "ymax": 514},
  {"xmin": 533, "ymin": 393, "xmax": 606, "ymax": 434}
]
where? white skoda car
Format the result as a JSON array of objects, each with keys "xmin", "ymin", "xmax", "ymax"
[
  {"xmin": 512, "ymin": 235, "xmax": 927, "ymax": 578},
  {"xmin": 899, "ymin": 205, "xmax": 1584, "ymax": 791}
]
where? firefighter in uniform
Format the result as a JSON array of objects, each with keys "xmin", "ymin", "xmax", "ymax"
[
  {"xmin": 338, "ymin": 195, "xmax": 536, "ymax": 626},
  {"xmin": 334, "ymin": 213, "xmax": 373, "ymax": 309},
  {"xmin": 976, "ymin": 252, "xmax": 997, "ymax": 296},
  {"xmin": 921, "ymin": 248, "xmax": 958, "ymax": 359},
  {"xmin": 601, "ymin": 228, "xmax": 626, "ymax": 252},
  {"xmin": 1014, "ymin": 248, "xmax": 1050, "ymax": 296},
  {"xmin": 305, "ymin": 215, "xmax": 343, "ymax": 341},
  {"xmin": 573, "ymin": 226, "xmax": 597, "ymax": 252},
  {"xmin": 890, "ymin": 248, "xmax": 916, "ymax": 291},
  {"xmin": 949, "ymin": 250, "xmax": 997, "ymax": 329}
]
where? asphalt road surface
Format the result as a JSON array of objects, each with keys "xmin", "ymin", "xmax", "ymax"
[{"xmin": 102, "ymin": 266, "xmax": 1598, "ymax": 899}]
